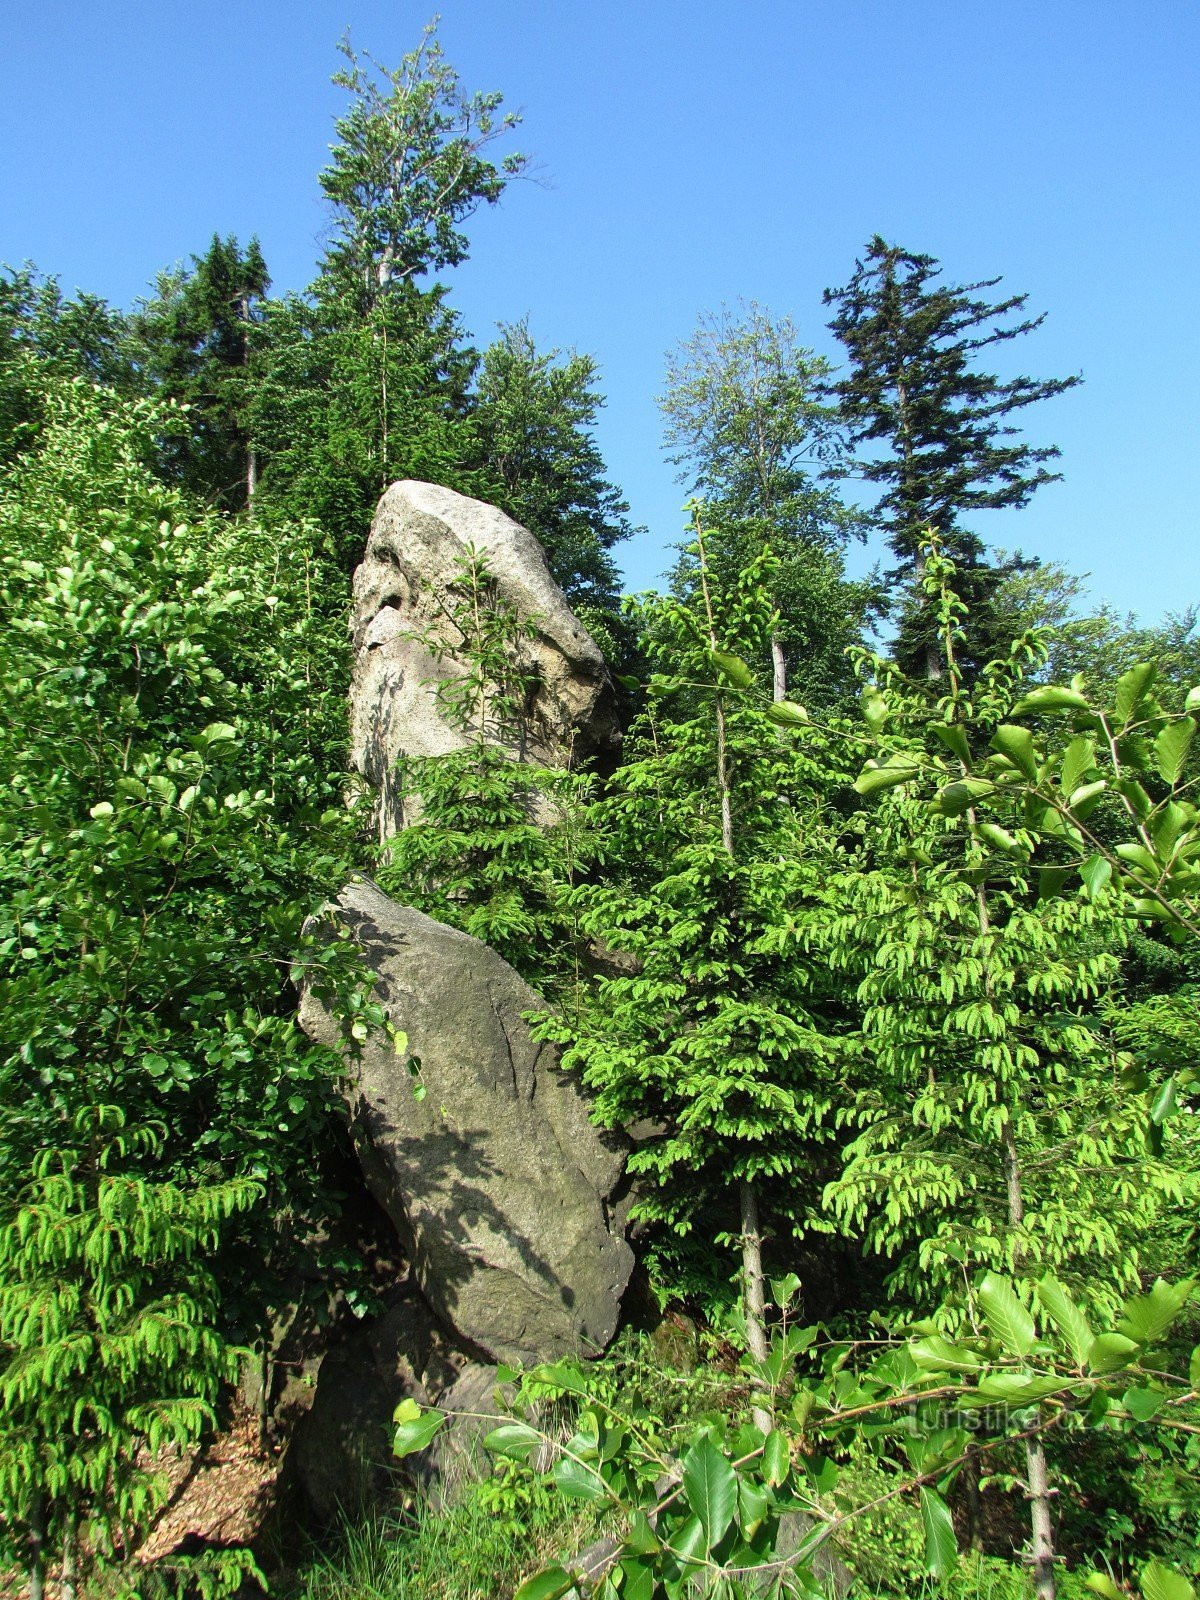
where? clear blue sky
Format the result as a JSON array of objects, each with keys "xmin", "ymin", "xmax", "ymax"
[{"xmin": 4, "ymin": 1, "xmax": 1196, "ymax": 620}]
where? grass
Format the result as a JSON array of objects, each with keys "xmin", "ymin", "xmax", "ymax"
[{"xmin": 283, "ymin": 1485, "xmax": 598, "ymax": 1600}]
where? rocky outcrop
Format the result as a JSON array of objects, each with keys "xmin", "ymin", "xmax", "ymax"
[
  {"xmin": 286, "ymin": 1285, "xmax": 506, "ymax": 1520},
  {"xmin": 350, "ymin": 479, "xmax": 620, "ymax": 838},
  {"xmin": 298, "ymin": 881, "xmax": 634, "ymax": 1369}
]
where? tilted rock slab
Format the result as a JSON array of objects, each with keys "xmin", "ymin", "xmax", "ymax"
[
  {"xmin": 351, "ymin": 479, "xmax": 620, "ymax": 838},
  {"xmin": 299, "ymin": 881, "xmax": 633, "ymax": 1367}
]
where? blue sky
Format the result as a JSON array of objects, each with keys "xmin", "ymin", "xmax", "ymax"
[{"xmin": 4, "ymin": 1, "xmax": 1196, "ymax": 619}]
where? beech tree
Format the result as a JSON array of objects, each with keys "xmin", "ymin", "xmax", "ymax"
[
  {"xmin": 825, "ymin": 237, "xmax": 1079, "ymax": 677},
  {"xmin": 660, "ymin": 302, "xmax": 869, "ymax": 707},
  {"xmin": 319, "ymin": 24, "xmax": 526, "ymax": 306}
]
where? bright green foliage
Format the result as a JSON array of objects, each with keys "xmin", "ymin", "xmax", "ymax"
[
  {"xmin": 475, "ymin": 318, "xmax": 634, "ymax": 624},
  {"xmin": 377, "ymin": 548, "xmax": 596, "ymax": 996},
  {"xmin": 319, "ymin": 24, "xmax": 525, "ymax": 304},
  {"xmin": 829, "ymin": 549, "xmax": 1191, "ymax": 1312},
  {"xmin": 0, "ymin": 1105, "xmax": 262, "ymax": 1593},
  {"xmin": 127, "ymin": 234, "xmax": 270, "ymax": 510},
  {"xmin": 825, "ymin": 237, "xmax": 1079, "ymax": 677},
  {"xmin": 249, "ymin": 21, "xmax": 526, "ymax": 566},
  {"xmin": 0, "ymin": 374, "xmax": 371, "ymax": 1576},
  {"xmin": 0, "ymin": 265, "xmax": 133, "ymax": 466},
  {"xmin": 250, "ymin": 281, "xmax": 483, "ymax": 569},
  {"xmin": 535, "ymin": 535, "xmax": 847, "ymax": 1297},
  {"xmin": 397, "ymin": 1270, "xmax": 1199, "ymax": 1599},
  {"xmin": 660, "ymin": 302, "xmax": 870, "ymax": 707}
]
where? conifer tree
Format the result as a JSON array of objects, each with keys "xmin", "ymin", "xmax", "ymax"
[
  {"xmin": 475, "ymin": 318, "xmax": 633, "ymax": 626},
  {"xmin": 129, "ymin": 235, "xmax": 269, "ymax": 508},
  {"xmin": 825, "ymin": 237, "xmax": 1079, "ymax": 677},
  {"xmin": 376, "ymin": 547, "xmax": 594, "ymax": 996},
  {"xmin": 537, "ymin": 519, "xmax": 848, "ymax": 1375}
]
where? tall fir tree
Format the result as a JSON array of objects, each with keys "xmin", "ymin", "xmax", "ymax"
[
  {"xmin": 825, "ymin": 237, "xmax": 1079, "ymax": 678},
  {"xmin": 475, "ymin": 318, "xmax": 634, "ymax": 648},
  {"xmin": 128, "ymin": 235, "xmax": 269, "ymax": 510}
]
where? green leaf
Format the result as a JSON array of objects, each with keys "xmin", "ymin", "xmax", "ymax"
[
  {"xmin": 909, "ymin": 1335, "xmax": 983, "ymax": 1374},
  {"xmin": 616, "ymin": 1558, "xmax": 655, "ymax": 1600},
  {"xmin": 765, "ymin": 699, "xmax": 810, "ymax": 729},
  {"xmin": 1116, "ymin": 1278, "xmax": 1195, "ymax": 1346},
  {"xmin": 861, "ymin": 686, "xmax": 890, "ymax": 732},
  {"xmin": 1141, "ymin": 1560, "xmax": 1196, "ymax": 1600},
  {"xmin": 854, "ymin": 758, "xmax": 920, "ymax": 796},
  {"xmin": 1186, "ymin": 687, "xmax": 1200, "ymax": 713},
  {"xmin": 933, "ymin": 723, "xmax": 971, "ymax": 763},
  {"xmin": 972, "ymin": 1373, "xmax": 1068, "ymax": 1407},
  {"xmin": 711, "ymin": 650, "xmax": 755, "ymax": 690},
  {"xmin": 392, "ymin": 1398, "xmax": 446, "ymax": 1458},
  {"xmin": 1122, "ymin": 1386, "xmax": 1165, "ymax": 1423},
  {"xmin": 1085, "ymin": 1574, "xmax": 1125, "ymax": 1600},
  {"xmin": 991, "ymin": 724, "xmax": 1039, "ymax": 780},
  {"xmin": 626, "ymin": 1512, "xmax": 660, "ymax": 1556},
  {"xmin": 975, "ymin": 821, "xmax": 1021, "ymax": 856},
  {"xmin": 483, "ymin": 1422, "xmax": 542, "ymax": 1462},
  {"xmin": 933, "ymin": 777, "xmax": 996, "ymax": 816},
  {"xmin": 736, "ymin": 1476, "xmax": 771, "ymax": 1539},
  {"xmin": 1079, "ymin": 853, "xmax": 1113, "ymax": 899},
  {"xmin": 513, "ymin": 1565, "xmax": 576, "ymax": 1600},
  {"xmin": 197, "ymin": 721, "xmax": 238, "ymax": 749},
  {"xmin": 770, "ymin": 1272, "xmax": 801, "ymax": 1309},
  {"xmin": 681, "ymin": 1434, "xmax": 738, "ymax": 1547},
  {"xmin": 761, "ymin": 1429, "xmax": 790, "ymax": 1486},
  {"xmin": 553, "ymin": 1456, "xmax": 606, "ymax": 1502},
  {"xmin": 1149, "ymin": 1078, "xmax": 1177, "ymax": 1126},
  {"xmin": 1037, "ymin": 1277, "xmax": 1094, "ymax": 1366},
  {"xmin": 1061, "ymin": 735, "xmax": 1097, "ymax": 795},
  {"xmin": 1011, "ymin": 685, "xmax": 1090, "ymax": 715},
  {"xmin": 667, "ymin": 1513, "xmax": 708, "ymax": 1568},
  {"xmin": 1154, "ymin": 717, "xmax": 1196, "ymax": 785},
  {"xmin": 1087, "ymin": 1333, "xmax": 1142, "ymax": 1374},
  {"xmin": 919, "ymin": 1485, "xmax": 957, "ymax": 1581},
  {"xmin": 1114, "ymin": 662, "xmax": 1157, "ymax": 729},
  {"xmin": 977, "ymin": 1273, "xmax": 1035, "ymax": 1357}
]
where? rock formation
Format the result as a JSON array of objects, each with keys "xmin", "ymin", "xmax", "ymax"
[
  {"xmin": 300, "ymin": 883, "xmax": 633, "ymax": 1369},
  {"xmin": 292, "ymin": 482, "xmax": 632, "ymax": 1518},
  {"xmin": 350, "ymin": 479, "xmax": 620, "ymax": 838}
]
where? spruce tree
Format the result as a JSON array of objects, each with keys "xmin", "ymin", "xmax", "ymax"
[
  {"xmin": 825, "ymin": 237, "xmax": 1079, "ymax": 677},
  {"xmin": 129, "ymin": 235, "xmax": 269, "ymax": 509},
  {"xmin": 475, "ymin": 318, "xmax": 633, "ymax": 627}
]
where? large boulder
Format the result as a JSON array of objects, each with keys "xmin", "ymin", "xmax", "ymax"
[
  {"xmin": 299, "ymin": 882, "xmax": 633, "ymax": 1367},
  {"xmin": 351, "ymin": 480, "xmax": 620, "ymax": 838}
]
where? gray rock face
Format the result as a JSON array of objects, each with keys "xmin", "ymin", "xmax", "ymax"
[
  {"xmin": 351, "ymin": 480, "xmax": 620, "ymax": 838},
  {"xmin": 287, "ymin": 1286, "xmax": 505, "ymax": 1520},
  {"xmin": 299, "ymin": 882, "xmax": 633, "ymax": 1368}
]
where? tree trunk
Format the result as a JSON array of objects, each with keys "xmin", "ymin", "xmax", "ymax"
[
  {"xmin": 28, "ymin": 1494, "xmax": 45, "ymax": 1600},
  {"xmin": 1026, "ymin": 1437, "xmax": 1057, "ymax": 1600},
  {"xmin": 739, "ymin": 1178, "xmax": 772, "ymax": 1434},
  {"xmin": 246, "ymin": 447, "xmax": 258, "ymax": 505},
  {"xmin": 61, "ymin": 1513, "xmax": 78, "ymax": 1600},
  {"xmin": 771, "ymin": 636, "xmax": 787, "ymax": 703},
  {"xmin": 969, "ymin": 789, "xmax": 1057, "ymax": 1597}
]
